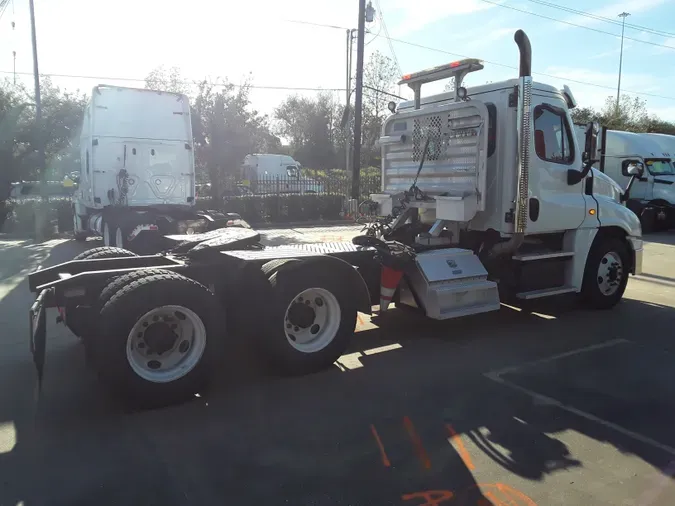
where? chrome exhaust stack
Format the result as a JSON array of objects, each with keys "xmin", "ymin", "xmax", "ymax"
[{"xmin": 490, "ymin": 29, "xmax": 533, "ymax": 257}]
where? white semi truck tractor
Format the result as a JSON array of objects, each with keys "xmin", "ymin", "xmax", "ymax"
[
  {"xmin": 28, "ymin": 30, "xmax": 644, "ymax": 408},
  {"xmin": 574, "ymin": 126, "xmax": 675, "ymax": 232},
  {"xmin": 72, "ymin": 85, "xmax": 245, "ymax": 253}
]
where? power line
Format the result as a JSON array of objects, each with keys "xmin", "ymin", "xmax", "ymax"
[
  {"xmin": 375, "ymin": 34, "xmax": 675, "ymax": 101},
  {"xmin": 2, "ymin": 17, "xmax": 673, "ymax": 102},
  {"xmin": 520, "ymin": 0, "xmax": 675, "ymax": 39},
  {"xmin": 373, "ymin": 0, "xmax": 402, "ymax": 76},
  {"xmin": 281, "ymin": 18, "xmax": 348, "ymax": 31},
  {"xmin": 477, "ymin": 0, "xmax": 675, "ymax": 51},
  {"xmin": 0, "ymin": 69, "xmax": 345, "ymax": 92}
]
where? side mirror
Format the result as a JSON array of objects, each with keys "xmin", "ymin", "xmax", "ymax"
[
  {"xmin": 583, "ymin": 121, "xmax": 599, "ymax": 163},
  {"xmin": 388, "ymin": 101, "xmax": 397, "ymax": 114},
  {"xmin": 621, "ymin": 160, "xmax": 644, "ymax": 177}
]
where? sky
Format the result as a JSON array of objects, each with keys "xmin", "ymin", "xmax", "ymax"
[{"xmin": 0, "ymin": 0, "xmax": 674, "ymax": 124}]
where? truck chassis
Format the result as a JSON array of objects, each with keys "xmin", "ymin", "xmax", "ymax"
[{"xmin": 29, "ymin": 227, "xmax": 383, "ymax": 408}]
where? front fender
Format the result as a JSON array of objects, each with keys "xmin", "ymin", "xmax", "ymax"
[{"xmin": 598, "ymin": 200, "xmax": 642, "ymax": 238}]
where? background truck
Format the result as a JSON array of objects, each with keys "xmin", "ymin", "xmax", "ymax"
[
  {"xmin": 574, "ymin": 126, "xmax": 675, "ymax": 232},
  {"xmin": 28, "ymin": 30, "xmax": 643, "ymax": 409},
  {"xmin": 240, "ymin": 153, "xmax": 324, "ymax": 194},
  {"xmin": 72, "ymin": 85, "xmax": 245, "ymax": 253}
]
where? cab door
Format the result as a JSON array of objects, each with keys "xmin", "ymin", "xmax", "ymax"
[{"xmin": 525, "ymin": 99, "xmax": 587, "ymax": 233}]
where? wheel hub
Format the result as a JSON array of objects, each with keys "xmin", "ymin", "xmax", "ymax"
[
  {"xmin": 143, "ymin": 322, "xmax": 178, "ymax": 355},
  {"xmin": 597, "ymin": 252, "xmax": 623, "ymax": 295},
  {"xmin": 126, "ymin": 305, "xmax": 207, "ymax": 384},
  {"xmin": 287, "ymin": 301, "xmax": 316, "ymax": 329},
  {"xmin": 283, "ymin": 288, "xmax": 341, "ymax": 352}
]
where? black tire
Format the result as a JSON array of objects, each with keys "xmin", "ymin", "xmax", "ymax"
[
  {"xmin": 640, "ymin": 207, "xmax": 656, "ymax": 234},
  {"xmin": 72, "ymin": 246, "xmax": 137, "ymax": 262},
  {"xmin": 581, "ymin": 236, "xmax": 630, "ymax": 310},
  {"xmin": 255, "ymin": 261, "xmax": 357, "ymax": 375},
  {"xmin": 261, "ymin": 258, "xmax": 301, "ymax": 278},
  {"xmin": 103, "ymin": 219, "xmax": 116, "ymax": 247},
  {"xmin": 67, "ymin": 247, "xmax": 138, "ymax": 340},
  {"xmin": 92, "ymin": 271, "xmax": 221, "ymax": 409}
]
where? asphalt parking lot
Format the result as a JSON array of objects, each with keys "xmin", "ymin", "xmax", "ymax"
[{"xmin": 1, "ymin": 226, "xmax": 675, "ymax": 505}]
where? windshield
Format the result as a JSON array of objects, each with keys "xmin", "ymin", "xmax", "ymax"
[{"xmin": 645, "ymin": 159, "xmax": 675, "ymax": 176}]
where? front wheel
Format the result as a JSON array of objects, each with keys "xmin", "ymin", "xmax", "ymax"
[
  {"xmin": 581, "ymin": 237, "xmax": 630, "ymax": 310},
  {"xmin": 256, "ymin": 261, "xmax": 357, "ymax": 375}
]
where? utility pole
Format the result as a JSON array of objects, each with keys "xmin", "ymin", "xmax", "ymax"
[
  {"xmin": 345, "ymin": 29, "xmax": 353, "ymax": 175},
  {"xmin": 29, "ymin": 0, "xmax": 46, "ymax": 240},
  {"xmin": 351, "ymin": 0, "xmax": 374, "ymax": 200},
  {"xmin": 616, "ymin": 11, "xmax": 630, "ymax": 114}
]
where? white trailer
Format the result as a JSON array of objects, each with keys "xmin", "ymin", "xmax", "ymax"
[
  {"xmin": 241, "ymin": 153, "xmax": 324, "ymax": 194},
  {"xmin": 573, "ymin": 127, "xmax": 675, "ymax": 231},
  {"xmin": 73, "ymin": 85, "xmax": 243, "ymax": 253}
]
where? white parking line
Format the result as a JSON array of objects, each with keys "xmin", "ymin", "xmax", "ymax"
[
  {"xmin": 486, "ymin": 338, "xmax": 630, "ymax": 377},
  {"xmin": 484, "ymin": 339, "xmax": 675, "ymax": 457}
]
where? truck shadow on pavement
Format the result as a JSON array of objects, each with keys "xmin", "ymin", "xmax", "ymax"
[{"xmin": 1, "ymin": 240, "xmax": 675, "ymax": 505}]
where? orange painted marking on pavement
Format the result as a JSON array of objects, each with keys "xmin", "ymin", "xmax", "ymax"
[
  {"xmin": 403, "ymin": 416, "xmax": 432, "ymax": 470},
  {"xmin": 401, "ymin": 490, "xmax": 454, "ymax": 505},
  {"xmin": 445, "ymin": 424, "xmax": 475, "ymax": 471},
  {"xmin": 370, "ymin": 424, "xmax": 391, "ymax": 467}
]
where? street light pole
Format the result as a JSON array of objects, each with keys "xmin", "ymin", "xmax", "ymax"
[
  {"xmin": 616, "ymin": 11, "xmax": 630, "ymax": 113},
  {"xmin": 29, "ymin": 0, "xmax": 47, "ymax": 240}
]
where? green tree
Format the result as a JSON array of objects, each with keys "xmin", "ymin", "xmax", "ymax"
[
  {"xmin": 274, "ymin": 92, "xmax": 339, "ymax": 170},
  {"xmin": 192, "ymin": 80, "xmax": 280, "ymax": 198},
  {"xmin": 0, "ymin": 78, "xmax": 86, "ymax": 199},
  {"xmin": 361, "ymin": 51, "xmax": 399, "ymax": 167}
]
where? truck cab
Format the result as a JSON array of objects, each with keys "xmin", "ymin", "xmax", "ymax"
[
  {"xmin": 371, "ymin": 30, "xmax": 642, "ymax": 309},
  {"xmin": 574, "ymin": 128, "xmax": 675, "ymax": 232}
]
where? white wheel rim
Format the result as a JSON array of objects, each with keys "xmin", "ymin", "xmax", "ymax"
[
  {"xmin": 284, "ymin": 288, "xmax": 341, "ymax": 353},
  {"xmin": 115, "ymin": 227, "xmax": 124, "ymax": 247},
  {"xmin": 597, "ymin": 251, "xmax": 623, "ymax": 296},
  {"xmin": 103, "ymin": 222, "xmax": 111, "ymax": 246},
  {"xmin": 126, "ymin": 305, "xmax": 207, "ymax": 383}
]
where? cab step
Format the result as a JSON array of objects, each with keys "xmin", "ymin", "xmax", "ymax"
[
  {"xmin": 512, "ymin": 251, "xmax": 574, "ymax": 261},
  {"xmin": 516, "ymin": 286, "xmax": 577, "ymax": 300}
]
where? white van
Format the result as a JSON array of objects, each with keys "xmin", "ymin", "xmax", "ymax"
[{"xmin": 241, "ymin": 154, "xmax": 323, "ymax": 195}]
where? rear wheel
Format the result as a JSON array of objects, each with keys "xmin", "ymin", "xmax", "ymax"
[
  {"xmin": 255, "ymin": 261, "xmax": 357, "ymax": 375},
  {"xmin": 581, "ymin": 236, "xmax": 630, "ymax": 310},
  {"xmin": 93, "ymin": 271, "xmax": 221, "ymax": 408},
  {"xmin": 66, "ymin": 247, "xmax": 138, "ymax": 342},
  {"xmin": 73, "ymin": 214, "xmax": 87, "ymax": 242},
  {"xmin": 103, "ymin": 220, "xmax": 115, "ymax": 247},
  {"xmin": 115, "ymin": 226, "xmax": 127, "ymax": 249}
]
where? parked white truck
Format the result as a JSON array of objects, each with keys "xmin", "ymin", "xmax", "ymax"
[
  {"xmin": 573, "ymin": 126, "xmax": 675, "ymax": 232},
  {"xmin": 72, "ymin": 85, "xmax": 243, "ymax": 253},
  {"xmin": 29, "ymin": 30, "xmax": 645, "ymax": 408},
  {"xmin": 240, "ymin": 153, "xmax": 324, "ymax": 194}
]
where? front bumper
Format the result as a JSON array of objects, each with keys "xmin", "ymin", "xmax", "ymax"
[{"xmin": 628, "ymin": 236, "xmax": 643, "ymax": 275}]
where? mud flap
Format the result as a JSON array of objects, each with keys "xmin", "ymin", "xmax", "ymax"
[{"xmin": 29, "ymin": 288, "xmax": 49, "ymax": 390}]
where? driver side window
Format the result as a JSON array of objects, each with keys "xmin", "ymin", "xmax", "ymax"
[{"xmin": 533, "ymin": 105, "xmax": 575, "ymax": 165}]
